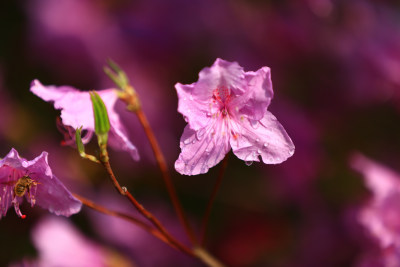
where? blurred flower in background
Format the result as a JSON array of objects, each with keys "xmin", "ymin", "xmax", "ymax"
[
  {"xmin": 27, "ymin": 216, "xmax": 132, "ymax": 267},
  {"xmin": 351, "ymin": 153, "xmax": 400, "ymax": 267}
]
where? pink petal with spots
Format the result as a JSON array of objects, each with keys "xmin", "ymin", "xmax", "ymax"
[
  {"xmin": 30, "ymin": 80, "xmax": 139, "ymax": 161},
  {"xmin": 175, "ymin": 58, "xmax": 294, "ymax": 175},
  {"xmin": 176, "ymin": 59, "xmax": 246, "ymax": 130},
  {"xmin": 0, "ymin": 148, "xmax": 81, "ymax": 218},
  {"xmin": 175, "ymin": 120, "xmax": 230, "ymax": 175},
  {"xmin": 234, "ymin": 67, "xmax": 274, "ymax": 121},
  {"xmin": 230, "ymin": 111, "xmax": 294, "ymax": 164}
]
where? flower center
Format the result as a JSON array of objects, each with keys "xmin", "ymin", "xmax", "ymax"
[{"xmin": 212, "ymin": 86, "xmax": 231, "ymax": 117}]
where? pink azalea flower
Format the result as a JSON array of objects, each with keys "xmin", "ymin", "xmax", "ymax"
[
  {"xmin": 0, "ymin": 148, "xmax": 81, "ymax": 219},
  {"xmin": 30, "ymin": 79, "xmax": 139, "ymax": 161},
  {"xmin": 30, "ymin": 216, "xmax": 132, "ymax": 267},
  {"xmin": 175, "ymin": 58, "xmax": 294, "ymax": 175},
  {"xmin": 351, "ymin": 153, "xmax": 400, "ymax": 265}
]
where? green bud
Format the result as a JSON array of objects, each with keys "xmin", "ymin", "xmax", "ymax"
[
  {"xmin": 89, "ymin": 91, "xmax": 110, "ymax": 146},
  {"xmin": 75, "ymin": 126, "xmax": 85, "ymax": 157},
  {"xmin": 103, "ymin": 59, "xmax": 129, "ymax": 90}
]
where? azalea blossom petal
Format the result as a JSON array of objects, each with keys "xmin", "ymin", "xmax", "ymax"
[
  {"xmin": 32, "ymin": 217, "xmax": 115, "ymax": 267},
  {"xmin": 175, "ymin": 83, "xmax": 211, "ymax": 130},
  {"xmin": 30, "ymin": 79, "xmax": 139, "ymax": 161},
  {"xmin": 176, "ymin": 59, "xmax": 246, "ymax": 130},
  {"xmin": 0, "ymin": 148, "xmax": 82, "ymax": 218},
  {"xmin": 175, "ymin": 59, "xmax": 294, "ymax": 175},
  {"xmin": 197, "ymin": 58, "xmax": 246, "ymax": 95},
  {"xmin": 351, "ymin": 153, "xmax": 400, "ymax": 200},
  {"xmin": 234, "ymin": 67, "xmax": 274, "ymax": 121},
  {"xmin": 175, "ymin": 119, "xmax": 230, "ymax": 175},
  {"xmin": 230, "ymin": 111, "xmax": 295, "ymax": 164},
  {"xmin": 28, "ymin": 152, "xmax": 82, "ymax": 216},
  {"xmin": 351, "ymin": 154, "xmax": 400, "ymax": 249},
  {"xmin": 108, "ymin": 127, "xmax": 140, "ymax": 161}
]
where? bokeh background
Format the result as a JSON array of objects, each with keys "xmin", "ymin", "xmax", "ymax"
[{"xmin": 1, "ymin": 0, "xmax": 400, "ymax": 266}]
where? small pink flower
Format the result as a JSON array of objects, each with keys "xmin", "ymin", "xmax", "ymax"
[
  {"xmin": 175, "ymin": 58, "xmax": 294, "ymax": 175},
  {"xmin": 351, "ymin": 153, "xmax": 400, "ymax": 264},
  {"xmin": 0, "ymin": 148, "xmax": 81, "ymax": 218},
  {"xmin": 30, "ymin": 79, "xmax": 139, "ymax": 161},
  {"xmin": 31, "ymin": 216, "xmax": 123, "ymax": 267}
]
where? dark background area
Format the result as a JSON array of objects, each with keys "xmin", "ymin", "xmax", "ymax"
[{"xmin": 1, "ymin": 0, "xmax": 400, "ymax": 266}]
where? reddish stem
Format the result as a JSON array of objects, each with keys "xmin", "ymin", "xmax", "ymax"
[
  {"xmin": 135, "ymin": 108, "xmax": 198, "ymax": 245},
  {"xmin": 200, "ymin": 155, "xmax": 229, "ymax": 245},
  {"xmin": 73, "ymin": 194, "xmax": 172, "ymax": 247},
  {"xmin": 100, "ymin": 158, "xmax": 194, "ymax": 256}
]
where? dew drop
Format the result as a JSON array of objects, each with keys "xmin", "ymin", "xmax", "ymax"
[
  {"xmin": 250, "ymin": 120, "xmax": 259, "ymax": 129},
  {"xmin": 256, "ymin": 138, "xmax": 260, "ymax": 143},
  {"xmin": 245, "ymin": 161, "xmax": 253, "ymax": 166},
  {"xmin": 257, "ymin": 149, "xmax": 261, "ymax": 154},
  {"xmin": 196, "ymin": 128, "xmax": 206, "ymax": 140},
  {"xmin": 192, "ymin": 140, "xmax": 196, "ymax": 144},
  {"xmin": 122, "ymin": 187, "xmax": 128, "ymax": 194},
  {"xmin": 207, "ymin": 112, "xmax": 212, "ymax": 117},
  {"xmin": 184, "ymin": 116, "xmax": 188, "ymax": 122},
  {"xmin": 263, "ymin": 143, "xmax": 268, "ymax": 148},
  {"xmin": 183, "ymin": 139, "xmax": 191, "ymax": 145}
]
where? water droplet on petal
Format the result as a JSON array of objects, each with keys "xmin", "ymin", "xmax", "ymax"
[
  {"xmin": 256, "ymin": 138, "xmax": 260, "ymax": 143},
  {"xmin": 184, "ymin": 116, "xmax": 188, "ymax": 122},
  {"xmin": 207, "ymin": 112, "xmax": 212, "ymax": 117},
  {"xmin": 250, "ymin": 120, "xmax": 259, "ymax": 129},
  {"xmin": 257, "ymin": 149, "xmax": 261, "ymax": 154},
  {"xmin": 263, "ymin": 143, "xmax": 268, "ymax": 148},
  {"xmin": 192, "ymin": 140, "xmax": 196, "ymax": 144},
  {"xmin": 245, "ymin": 161, "xmax": 253, "ymax": 166},
  {"xmin": 196, "ymin": 128, "xmax": 206, "ymax": 140},
  {"xmin": 183, "ymin": 139, "xmax": 191, "ymax": 145}
]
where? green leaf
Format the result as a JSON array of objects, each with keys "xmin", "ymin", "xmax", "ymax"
[
  {"xmin": 90, "ymin": 91, "xmax": 110, "ymax": 134},
  {"xmin": 75, "ymin": 126, "xmax": 85, "ymax": 156}
]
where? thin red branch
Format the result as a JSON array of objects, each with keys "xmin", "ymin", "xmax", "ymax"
[
  {"xmin": 135, "ymin": 108, "xmax": 198, "ymax": 245},
  {"xmin": 200, "ymin": 155, "xmax": 229, "ymax": 245},
  {"xmin": 73, "ymin": 193, "xmax": 172, "ymax": 246},
  {"xmin": 100, "ymin": 159, "xmax": 194, "ymax": 256}
]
